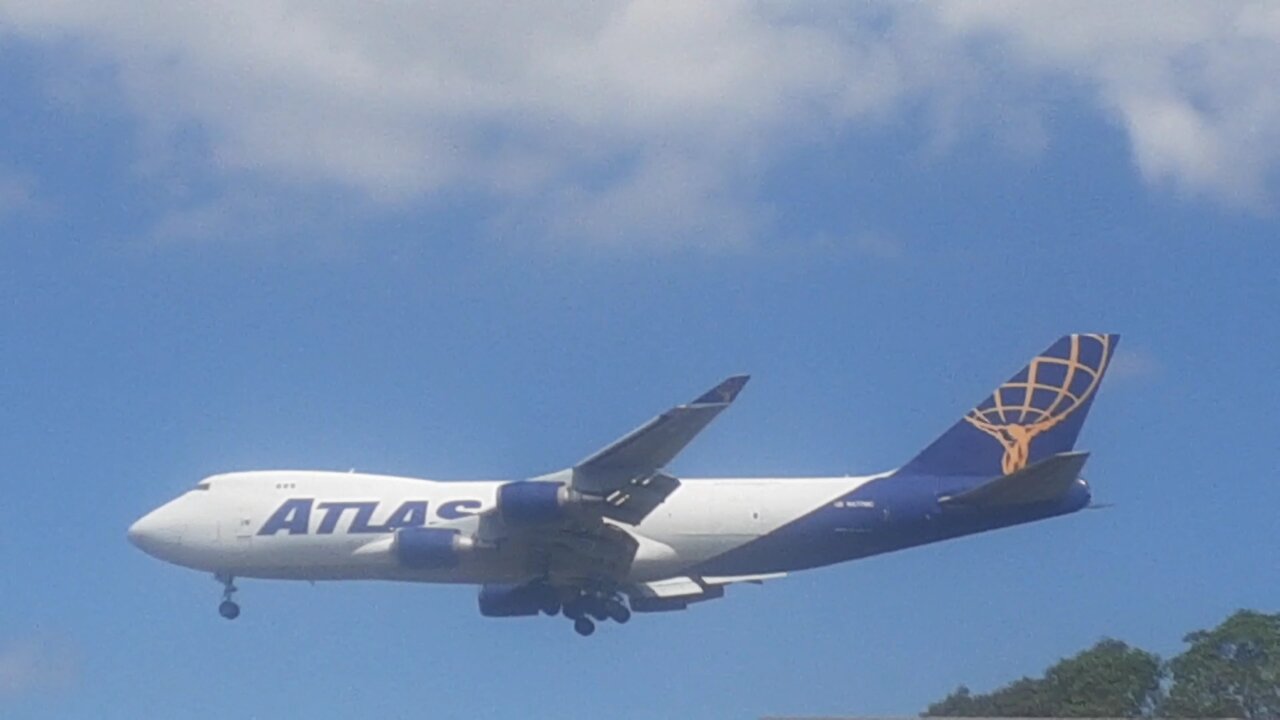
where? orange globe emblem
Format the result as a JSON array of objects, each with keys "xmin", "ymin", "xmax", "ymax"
[{"xmin": 963, "ymin": 334, "xmax": 1113, "ymax": 475}]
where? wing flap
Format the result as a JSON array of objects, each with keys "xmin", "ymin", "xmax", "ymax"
[
  {"xmin": 633, "ymin": 576, "xmax": 705, "ymax": 599},
  {"xmin": 626, "ymin": 572, "xmax": 782, "ymax": 612},
  {"xmin": 701, "ymin": 572, "xmax": 786, "ymax": 586}
]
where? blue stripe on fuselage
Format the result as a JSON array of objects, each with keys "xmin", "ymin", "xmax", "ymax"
[{"xmin": 689, "ymin": 472, "xmax": 1090, "ymax": 577}]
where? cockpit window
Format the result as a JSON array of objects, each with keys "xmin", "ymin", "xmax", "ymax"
[{"xmin": 193, "ymin": 481, "xmax": 211, "ymax": 491}]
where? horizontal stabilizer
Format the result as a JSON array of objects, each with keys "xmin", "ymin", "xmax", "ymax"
[{"xmin": 940, "ymin": 451, "xmax": 1089, "ymax": 508}]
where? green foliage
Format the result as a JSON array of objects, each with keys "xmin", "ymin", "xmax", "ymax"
[
  {"xmin": 923, "ymin": 610, "xmax": 1280, "ymax": 718},
  {"xmin": 1046, "ymin": 639, "xmax": 1165, "ymax": 717},
  {"xmin": 925, "ymin": 678, "xmax": 1054, "ymax": 717},
  {"xmin": 1158, "ymin": 610, "xmax": 1280, "ymax": 719},
  {"xmin": 924, "ymin": 639, "xmax": 1163, "ymax": 717}
]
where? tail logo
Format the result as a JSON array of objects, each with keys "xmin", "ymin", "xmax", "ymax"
[{"xmin": 964, "ymin": 334, "xmax": 1113, "ymax": 474}]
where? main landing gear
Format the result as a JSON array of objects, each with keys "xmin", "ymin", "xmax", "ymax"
[
  {"xmin": 215, "ymin": 573, "xmax": 240, "ymax": 620},
  {"xmin": 562, "ymin": 589, "xmax": 631, "ymax": 636}
]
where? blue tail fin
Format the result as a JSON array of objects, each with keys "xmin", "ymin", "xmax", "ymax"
[{"xmin": 899, "ymin": 334, "xmax": 1119, "ymax": 477}]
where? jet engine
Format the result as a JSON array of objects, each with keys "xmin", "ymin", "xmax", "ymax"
[
  {"xmin": 393, "ymin": 527, "xmax": 476, "ymax": 570},
  {"xmin": 496, "ymin": 481, "xmax": 585, "ymax": 525}
]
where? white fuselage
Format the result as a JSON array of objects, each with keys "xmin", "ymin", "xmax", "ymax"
[{"xmin": 128, "ymin": 471, "xmax": 875, "ymax": 585}]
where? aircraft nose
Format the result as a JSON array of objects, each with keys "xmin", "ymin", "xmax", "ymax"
[
  {"xmin": 128, "ymin": 506, "xmax": 184, "ymax": 559},
  {"xmin": 127, "ymin": 511, "xmax": 158, "ymax": 551}
]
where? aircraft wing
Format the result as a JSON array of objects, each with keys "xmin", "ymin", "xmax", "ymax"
[
  {"xmin": 541, "ymin": 374, "xmax": 749, "ymax": 524},
  {"xmin": 471, "ymin": 375, "xmax": 751, "ymax": 588}
]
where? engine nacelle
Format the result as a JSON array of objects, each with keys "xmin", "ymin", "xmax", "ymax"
[
  {"xmin": 478, "ymin": 583, "xmax": 557, "ymax": 617},
  {"xmin": 497, "ymin": 481, "xmax": 578, "ymax": 525},
  {"xmin": 394, "ymin": 527, "xmax": 475, "ymax": 570}
]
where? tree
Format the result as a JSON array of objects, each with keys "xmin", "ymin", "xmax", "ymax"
[
  {"xmin": 1159, "ymin": 610, "xmax": 1280, "ymax": 719},
  {"xmin": 925, "ymin": 678, "xmax": 1054, "ymax": 717},
  {"xmin": 924, "ymin": 639, "xmax": 1163, "ymax": 717}
]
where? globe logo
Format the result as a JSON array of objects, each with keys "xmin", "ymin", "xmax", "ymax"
[{"xmin": 963, "ymin": 334, "xmax": 1114, "ymax": 475}]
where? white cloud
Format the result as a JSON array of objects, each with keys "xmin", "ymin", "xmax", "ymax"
[
  {"xmin": 0, "ymin": 1, "xmax": 1276, "ymax": 248},
  {"xmin": 934, "ymin": 1, "xmax": 1280, "ymax": 208},
  {"xmin": 0, "ymin": 637, "xmax": 77, "ymax": 699},
  {"xmin": 494, "ymin": 151, "xmax": 765, "ymax": 251}
]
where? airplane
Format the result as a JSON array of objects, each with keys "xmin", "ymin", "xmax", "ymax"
[{"xmin": 129, "ymin": 333, "xmax": 1117, "ymax": 636}]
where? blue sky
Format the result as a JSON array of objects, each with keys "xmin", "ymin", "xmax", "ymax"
[{"xmin": 2, "ymin": 3, "xmax": 1279, "ymax": 719}]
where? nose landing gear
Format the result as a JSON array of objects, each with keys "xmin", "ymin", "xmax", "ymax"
[{"xmin": 215, "ymin": 574, "xmax": 240, "ymax": 620}]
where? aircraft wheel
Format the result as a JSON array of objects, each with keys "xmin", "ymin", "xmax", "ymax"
[
  {"xmin": 562, "ymin": 600, "xmax": 585, "ymax": 620},
  {"xmin": 218, "ymin": 600, "xmax": 241, "ymax": 620},
  {"xmin": 537, "ymin": 586, "xmax": 560, "ymax": 616},
  {"xmin": 606, "ymin": 600, "xmax": 631, "ymax": 624},
  {"xmin": 573, "ymin": 617, "xmax": 595, "ymax": 637},
  {"xmin": 586, "ymin": 595, "xmax": 610, "ymax": 621}
]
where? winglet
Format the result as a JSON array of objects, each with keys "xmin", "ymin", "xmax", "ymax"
[{"xmin": 691, "ymin": 375, "xmax": 750, "ymax": 406}]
